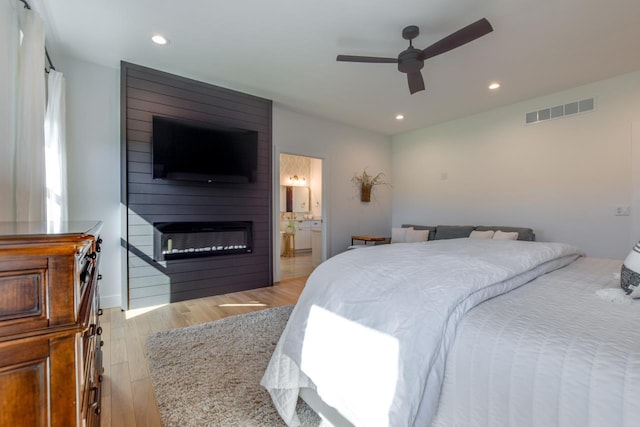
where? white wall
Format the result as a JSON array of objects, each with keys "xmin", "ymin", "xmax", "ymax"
[
  {"xmin": 57, "ymin": 55, "xmax": 121, "ymax": 307},
  {"xmin": 392, "ymin": 71, "xmax": 640, "ymax": 259},
  {"xmin": 274, "ymin": 105, "xmax": 393, "ymax": 261}
]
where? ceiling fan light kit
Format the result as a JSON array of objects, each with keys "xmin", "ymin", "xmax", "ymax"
[{"xmin": 337, "ymin": 18, "xmax": 494, "ymax": 95}]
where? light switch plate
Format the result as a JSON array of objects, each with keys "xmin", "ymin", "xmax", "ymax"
[{"xmin": 615, "ymin": 205, "xmax": 630, "ymax": 216}]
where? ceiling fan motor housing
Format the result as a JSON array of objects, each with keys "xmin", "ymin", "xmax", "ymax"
[{"xmin": 398, "ymin": 47, "xmax": 424, "ymax": 74}]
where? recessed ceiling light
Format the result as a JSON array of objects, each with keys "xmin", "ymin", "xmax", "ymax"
[
  {"xmin": 395, "ymin": 114, "xmax": 405, "ymax": 120},
  {"xmin": 152, "ymin": 34, "xmax": 169, "ymax": 45},
  {"xmin": 488, "ymin": 82, "xmax": 501, "ymax": 90}
]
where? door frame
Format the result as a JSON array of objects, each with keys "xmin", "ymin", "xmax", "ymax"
[{"xmin": 273, "ymin": 147, "xmax": 329, "ymax": 282}]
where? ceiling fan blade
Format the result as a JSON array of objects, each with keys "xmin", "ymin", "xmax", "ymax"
[
  {"xmin": 407, "ymin": 72, "xmax": 425, "ymax": 94},
  {"xmin": 336, "ymin": 55, "xmax": 398, "ymax": 63},
  {"xmin": 421, "ymin": 18, "xmax": 493, "ymax": 61}
]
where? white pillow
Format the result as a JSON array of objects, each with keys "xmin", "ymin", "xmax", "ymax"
[
  {"xmin": 391, "ymin": 227, "xmax": 412, "ymax": 243},
  {"xmin": 621, "ymin": 241, "xmax": 640, "ymax": 298},
  {"xmin": 469, "ymin": 230, "xmax": 495, "ymax": 239},
  {"xmin": 405, "ymin": 229, "xmax": 429, "ymax": 243},
  {"xmin": 493, "ymin": 230, "xmax": 519, "ymax": 240}
]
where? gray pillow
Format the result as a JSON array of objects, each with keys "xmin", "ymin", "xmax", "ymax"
[{"xmin": 433, "ymin": 225, "xmax": 475, "ymax": 240}]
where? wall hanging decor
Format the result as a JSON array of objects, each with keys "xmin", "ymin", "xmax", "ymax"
[{"xmin": 351, "ymin": 169, "xmax": 390, "ymax": 202}]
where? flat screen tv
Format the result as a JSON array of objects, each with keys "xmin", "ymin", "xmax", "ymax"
[{"xmin": 152, "ymin": 116, "xmax": 258, "ymax": 183}]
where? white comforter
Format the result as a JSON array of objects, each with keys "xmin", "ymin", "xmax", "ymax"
[
  {"xmin": 261, "ymin": 239, "xmax": 583, "ymax": 426},
  {"xmin": 432, "ymin": 257, "xmax": 640, "ymax": 427}
]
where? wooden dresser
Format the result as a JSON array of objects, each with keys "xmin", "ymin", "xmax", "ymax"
[{"xmin": 0, "ymin": 221, "xmax": 104, "ymax": 427}]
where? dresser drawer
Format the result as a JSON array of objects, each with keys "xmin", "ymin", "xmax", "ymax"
[
  {"xmin": 0, "ymin": 338, "xmax": 50, "ymax": 426},
  {"xmin": 0, "ymin": 333, "xmax": 79, "ymax": 426},
  {"xmin": 0, "ymin": 240, "xmax": 94, "ymax": 339},
  {"xmin": 0, "ymin": 258, "xmax": 49, "ymax": 337}
]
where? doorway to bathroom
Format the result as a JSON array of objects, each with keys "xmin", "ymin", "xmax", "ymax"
[{"xmin": 277, "ymin": 153, "xmax": 324, "ymax": 281}]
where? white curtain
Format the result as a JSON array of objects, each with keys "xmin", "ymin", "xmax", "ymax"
[
  {"xmin": 0, "ymin": 1, "xmax": 19, "ymax": 221},
  {"xmin": 45, "ymin": 70, "xmax": 68, "ymax": 224},
  {"xmin": 15, "ymin": 7, "xmax": 46, "ymax": 221}
]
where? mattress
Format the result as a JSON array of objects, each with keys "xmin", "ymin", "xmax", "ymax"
[{"xmin": 432, "ymin": 257, "xmax": 640, "ymax": 427}]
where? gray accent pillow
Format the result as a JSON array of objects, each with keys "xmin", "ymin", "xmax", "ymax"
[
  {"xmin": 433, "ymin": 225, "xmax": 476, "ymax": 240},
  {"xmin": 621, "ymin": 241, "xmax": 640, "ymax": 298},
  {"xmin": 402, "ymin": 224, "xmax": 437, "ymax": 241},
  {"xmin": 475, "ymin": 226, "xmax": 535, "ymax": 241}
]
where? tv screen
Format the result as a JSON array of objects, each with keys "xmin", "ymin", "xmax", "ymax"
[{"xmin": 152, "ymin": 116, "xmax": 258, "ymax": 183}]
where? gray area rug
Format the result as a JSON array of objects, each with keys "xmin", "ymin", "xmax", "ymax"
[{"xmin": 146, "ymin": 305, "xmax": 323, "ymax": 427}]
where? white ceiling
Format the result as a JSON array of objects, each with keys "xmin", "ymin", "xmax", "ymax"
[{"xmin": 34, "ymin": 0, "xmax": 640, "ymax": 135}]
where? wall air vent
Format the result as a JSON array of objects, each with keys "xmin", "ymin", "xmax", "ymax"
[{"xmin": 525, "ymin": 97, "xmax": 595, "ymax": 124}]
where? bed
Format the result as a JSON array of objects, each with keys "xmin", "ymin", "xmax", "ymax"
[{"xmin": 261, "ymin": 238, "xmax": 640, "ymax": 427}]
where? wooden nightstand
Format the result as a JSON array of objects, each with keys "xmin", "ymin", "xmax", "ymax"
[
  {"xmin": 282, "ymin": 233, "xmax": 296, "ymax": 257},
  {"xmin": 351, "ymin": 235, "xmax": 389, "ymax": 245}
]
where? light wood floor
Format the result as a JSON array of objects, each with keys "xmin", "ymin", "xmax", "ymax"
[
  {"xmin": 100, "ymin": 277, "xmax": 306, "ymax": 427},
  {"xmin": 280, "ymin": 252, "xmax": 315, "ymax": 280}
]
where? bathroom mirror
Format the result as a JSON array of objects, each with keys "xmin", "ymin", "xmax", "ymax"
[{"xmin": 281, "ymin": 186, "xmax": 309, "ymax": 212}]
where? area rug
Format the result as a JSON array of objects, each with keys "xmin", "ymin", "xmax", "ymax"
[{"xmin": 146, "ymin": 305, "xmax": 324, "ymax": 427}]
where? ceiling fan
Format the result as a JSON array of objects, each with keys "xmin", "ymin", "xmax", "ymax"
[{"xmin": 336, "ymin": 18, "xmax": 493, "ymax": 95}]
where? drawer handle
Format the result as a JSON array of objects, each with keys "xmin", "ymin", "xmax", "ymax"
[
  {"xmin": 97, "ymin": 274, "xmax": 103, "ymax": 280},
  {"xmin": 89, "ymin": 398, "xmax": 101, "ymax": 415},
  {"xmin": 88, "ymin": 386, "xmax": 100, "ymax": 409},
  {"xmin": 98, "ymin": 374, "xmax": 103, "ymax": 383},
  {"xmin": 86, "ymin": 252, "xmax": 97, "ymax": 260},
  {"xmin": 96, "ymin": 326, "xmax": 103, "ymax": 336},
  {"xmin": 97, "ymin": 308, "xmax": 103, "ymax": 316},
  {"xmin": 100, "ymin": 340, "xmax": 104, "ymax": 347}
]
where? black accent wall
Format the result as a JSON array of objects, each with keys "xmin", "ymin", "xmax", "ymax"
[{"xmin": 120, "ymin": 62, "xmax": 272, "ymax": 309}]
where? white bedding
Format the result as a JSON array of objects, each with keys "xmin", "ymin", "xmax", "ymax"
[
  {"xmin": 261, "ymin": 239, "xmax": 583, "ymax": 426},
  {"xmin": 432, "ymin": 257, "xmax": 640, "ymax": 427}
]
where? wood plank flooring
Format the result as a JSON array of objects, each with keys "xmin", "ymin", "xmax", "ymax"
[
  {"xmin": 100, "ymin": 277, "xmax": 306, "ymax": 427},
  {"xmin": 280, "ymin": 252, "xmax": 315, "ymax": 280}
]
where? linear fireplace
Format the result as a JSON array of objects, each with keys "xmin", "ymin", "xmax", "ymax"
[{"xmin": 153, "ymin": 221, "xmax": 253, "ymax": 261}]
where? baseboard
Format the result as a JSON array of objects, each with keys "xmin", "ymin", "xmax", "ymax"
[{"xmin": 100, "ymin": 294, "xmax": 121, "ymax": 309}]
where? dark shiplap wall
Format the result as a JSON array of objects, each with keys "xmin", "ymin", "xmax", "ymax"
[{"xmin": 121, "ymin": 62, "xmax": 272, "ymax": 309}]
